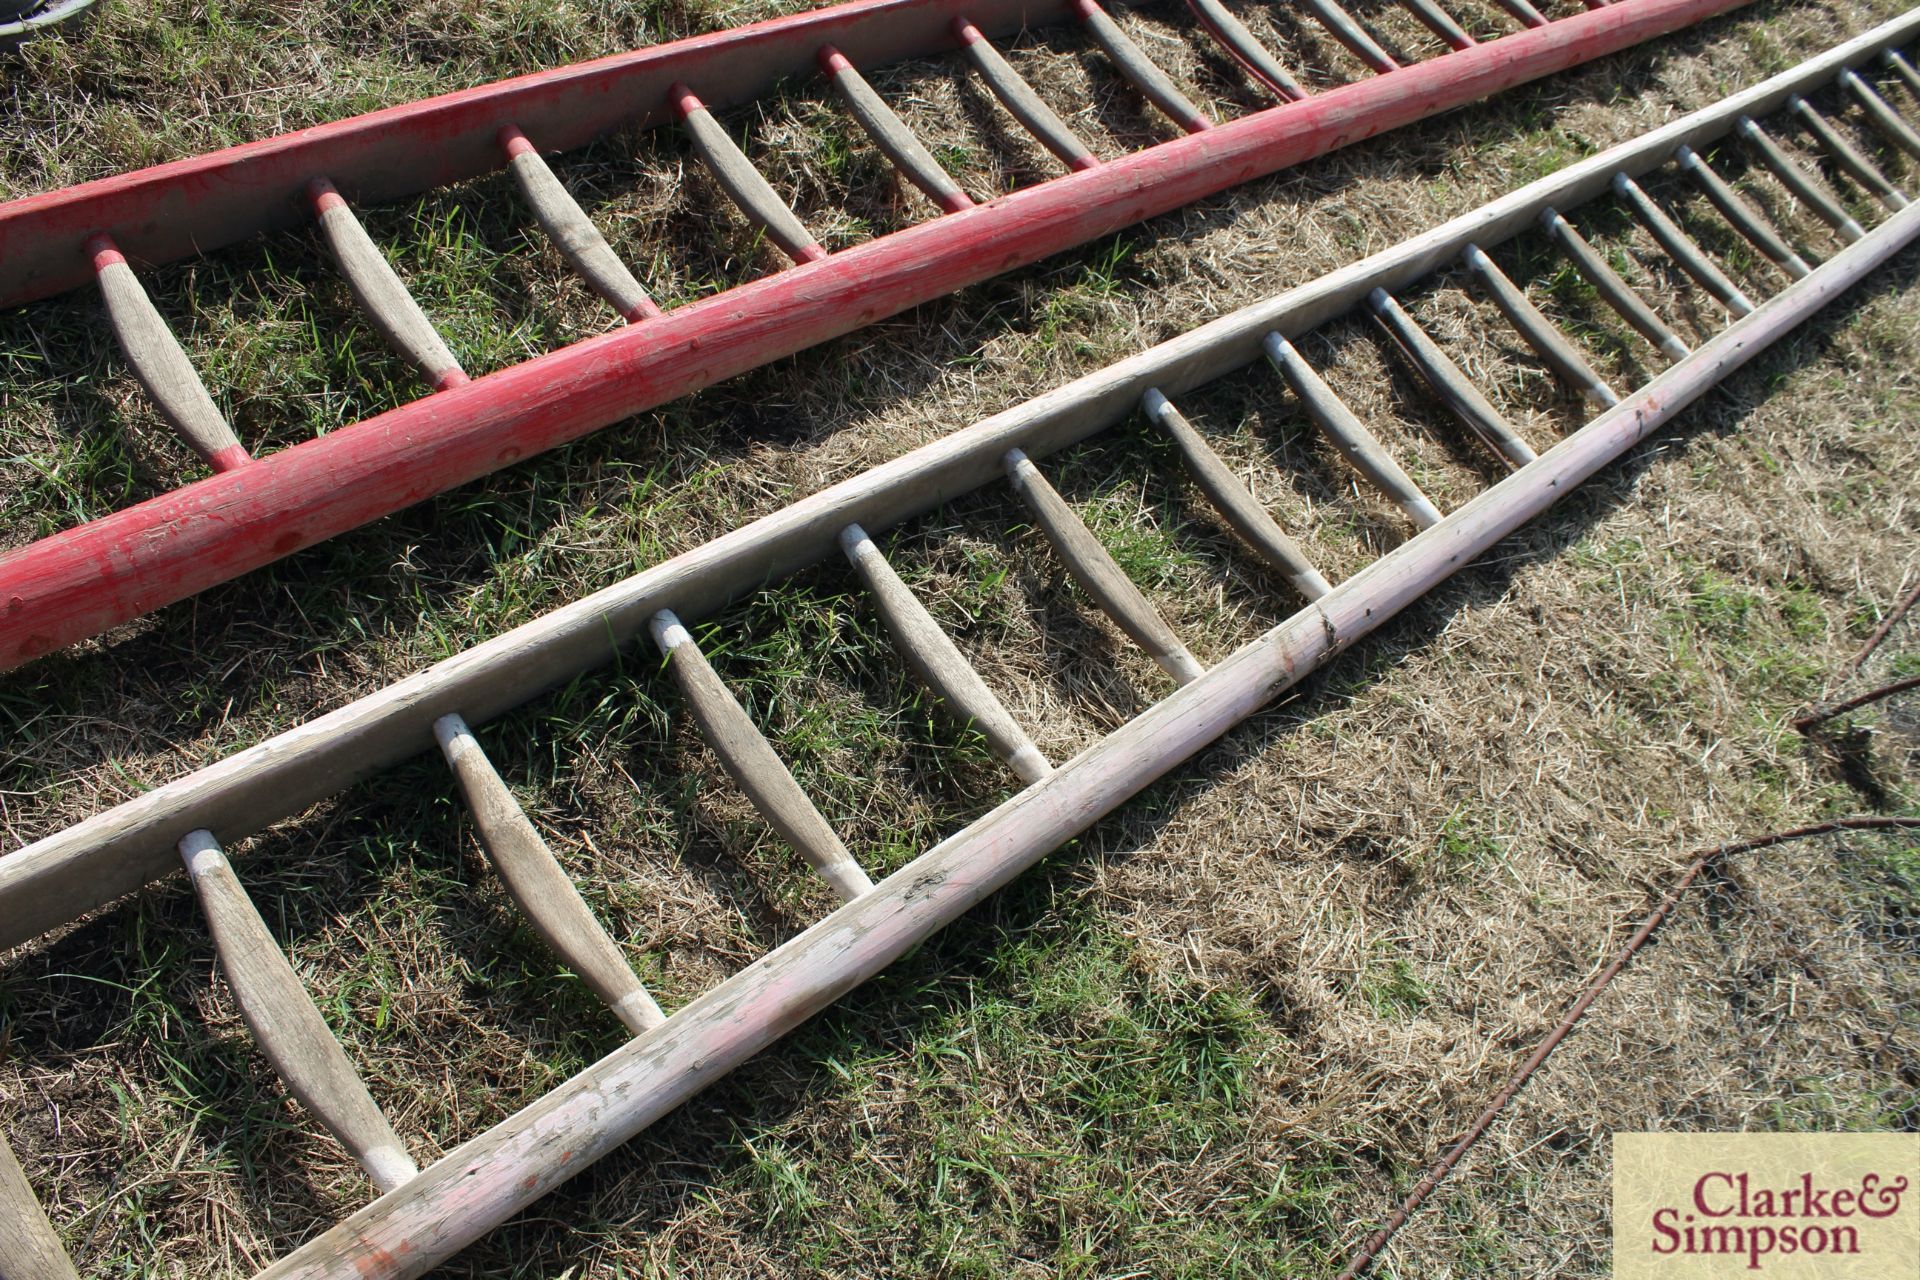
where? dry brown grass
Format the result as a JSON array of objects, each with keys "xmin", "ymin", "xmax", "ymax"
[{"xmin": 2, "ymin": 0, "xmax": 1918, "ymax": 1275}]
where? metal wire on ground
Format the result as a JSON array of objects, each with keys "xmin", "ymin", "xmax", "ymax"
[{"xmin": 1335, "ymin": 815, "xmax": 1920, "ymax": 1280}]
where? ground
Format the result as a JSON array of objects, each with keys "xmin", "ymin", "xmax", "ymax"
[{"xmin": 1, "ymin": 0, "xmax": 1917, "ymax": 1276}]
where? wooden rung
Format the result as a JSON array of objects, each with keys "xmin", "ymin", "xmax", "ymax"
[
  {"xmin": 1541, "ymin": 208, "xmax": 1693, "ymax": 360},
  {"xmin": 672, "ymin": 83, "xmax": 829, "ymax": 264},
  {"xmin": 1462, "ymin": 244, "xmax": 1620, "ymax": 408},
  {"xmin": 1184, "ymin": 0, "xmax": 1307, "ymax": 101},
  {"xmin": 1841, "ymin": 67, "xmax": 1920, "ymax": 159},
  {"xmin": 1885, "ymin": 48, "xmax": 1920, "ymax": 101},
  {"xmin": 433, "ymin": 714, "xmax": 666, "ymax": 1035},
  {"xmin": 1787, "ymin": 95, "xmax": 1910, "ymax": 210},
  {"xmin": 1366, "ymin": 288, "xmax": 1538, "ymax": 469},
  {"xmin": 650, "ymin": 610, "xmax": 874, "ymax": 901},
  {"xmin": 1673, "ymin": 145, "xmax": 1814, "ymax": 279},
  {"xmin": 817, "ymin": 46, "xmax": 974, "ymax": 214},
  {"xmin": 1072, "ymin": 0, "xmax": 1212, "ymax": 133},
  {"xmin": 1003, "ymin": 448, "xmax": 1205, "ymax": 685},
  {"xmin": 671, "ymin": 84, "xmax": 828, "ymax": 265},
  {"xmin": 0, "ymin": 1133, "xmax": 79, "ymax": 1280},
  {"xmin": 1488, "ymin": 0, "xmax": 1548, "ymax": 29},
  {"xmin": 1610, "ymin": 172, "xmax": 1758, "ymax": 315},
  {"xmin": 1737, "ymin": 117, "xmax": 1866, "ymax": 241},
  {"xmin": 1141, "ymin": 388, "xmax": 1332, "ymax": 600},
  {"xmin": 838, "ymin": 524, "xmax": 1052, "ymax": 784},
  {"xmin": 1262, "ymin": 332, "xmax": 1444, "ymax": 529},
  {"xmin": 952, "ymin": 16, "xmax": 1100, "ymax": 172},
  {"xmin": 308, "ymin": 178, "xmax": 469, "ymax": 391},
  {"xmin": 499, "ymin": 126, "xmax": 663, "ymax": 323},
  {"xmin": 177, "ymin": 830, "xmax": 418, "ymax": 1194},
  {"xmin": 1299, "ymin": 0, "xmax": 1400, "ymax": 75},
  {"xmin": 1399, "ymin": 0, "xmax": 1475, "ymax": 51},
  {"xmin": 86, "ymin": 235, "xmax": 251, "ymax": 473}
]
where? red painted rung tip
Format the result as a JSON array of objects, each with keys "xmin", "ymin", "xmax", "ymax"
[
  {"xmin": 1182, "ymin": 114, "xmax": 1213, "ymax": 134},
  {"xmin": 793, "ymin": 243, "xmax": 831, "ymax": 264},
  {"xmin": 668, "ymin": 81, "xmax": 703, "ymax": 119},
  {"xmin": 209, "ymin": 444, "xmax": 256, "ymax": 473},
  {"xmin": 937, "ymin": 190, "xmax": 977, "ymax": 214},
  {"xmin": 1068, "ymin": 154, "xmax": 1102, "ymax": 172},
  {"xmin": 497, "ymin": 123, "xmax": 537, "ymax": 158},
  {"xmin": 624, "ymin": 298, "xmax": 668, "ymax": 323},
  {"xmin": 817, "ymin": 43, "xmax": 853, "ymax": 76},
  {"xmin": 433, "ymin": 368, "xmax": 473, "ymax": 392},
  {"xmin": 307, "ymin": 176, "xmax": 347, "ymax": 213},
  {"xmin": 1068, "ymin": 0, "xmax": 1099, "ymax": 18},
  {"xmin": 85, "ymin": 233, "xmax": 124, "ymax": 271},
  {"xmin": 951, "ymin": 15, "xmax": 983, "ymax": 44}
]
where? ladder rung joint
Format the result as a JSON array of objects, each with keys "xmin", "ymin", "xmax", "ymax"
[
  {"xmin": 1367, "ymin": 287, "xmax": 1538, "ymax": 469},
  {"xmin": 178, "ymin": 829, "xmax": 418, "ymax": 1195},
  {"xmin": 1262, "ymin": 331, "xmax": 1444, "ymax": 529},
  {"xmin": 433, "ymin": 713, "xmax": 666, "ymax": 1035},
  {"xmin": 817, "ymin": 45, "xmax": 975, "ymax": 214},
  {"xmin": 1736, "ymin": 116, "xmax": 1866, "ymax": 242},
  {"xmin": 499, "ymin": 125, "xmax": 664, "ymax": 323},
  {"xmin": 1540, "ymin": 208, "xmax": 1693, "ymax": 361},
  {"xmin": 1140, "ymin": 388, "xmax": 1332, "ymax": 600},
  {"xmin": 86, "ymin": 234, "xmax": 252, "ymax": 473},
  {"xmin": 953, "ymin": 16, "xmax": 1101, "ymax": 172},
  {"xmin": 839, "ymin": 524, "xmax": 1052, "ymax": 784},
  {"xmin": 1609, "ymin": 171, "xmax": 1758, "ymax": 315},
  {"xmin": 1002, "ymin": 448, "xmax": 1205, "ymax": 684},
  {"xmin": 671, "ymin": 84, "xmax": 829, "ymax": 266},
  {"xmin": 651, "ymin": 610, "xmax": 874, "ymax": 901},
  {"xmin": 1673, "ymin": 145, "xmax": 1814, "ymax": 279},
  {"xmin": 1183, "ymin": 0, "xmax": 1308, "ymax": 101},
  {"xmin": 308, "ymin": 178, "xmax": 470, "ymax": 391},
  {"xmin": 1071, "ymin": 0, "xmax": 1213, "ymax": 134},
  {"xmin": 1462, "ymin": 244, "xmax": 1620, "ymax": 409}
]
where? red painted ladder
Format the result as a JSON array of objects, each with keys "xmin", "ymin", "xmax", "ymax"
[
  {"xmin": 0, "ymin": 0, "xmax": 1752, "ymax": 672},
  {"xmin": 4, "ymin": 14, "xmax": 1918, "ymax": 1275}
]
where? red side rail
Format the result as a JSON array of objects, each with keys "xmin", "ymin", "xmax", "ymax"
[
  {"xmin": 0, "ymin": 0, "xmax": 1061, "ymax": 308},
  {"xmin": 0, "ymin": 0, "xmax": 1752, "ymax": 671}
]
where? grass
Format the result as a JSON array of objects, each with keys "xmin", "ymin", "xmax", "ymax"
[{"xmin": 3, "ymin": 0, "xmax": 1920, "ymax": 1276}]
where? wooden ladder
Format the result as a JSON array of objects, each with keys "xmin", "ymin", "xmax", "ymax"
[
  {"xmin": 0, "ymin": 0, "xmax": 1753, "ymax": 672},
  {"xmin": 5, "ymin": 13, "xmax": 1920, "ymax": 1278}
]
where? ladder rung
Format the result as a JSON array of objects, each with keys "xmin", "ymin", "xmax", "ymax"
[
  {"xmin": 1737, "ymin": 116, "xmax": 1865, "ymax": 241},
  {"xmin": 817, "ymin": 46, "xmax": 974, "ymax": 214},
  {"xmin": 499, "ymin": 126, "xmax": 663, "ymax": 323},
  {"xmin": 1073, "ymin": 0, "xmax": 1212, "ymax": 133},
  {"xmin": 1541, "ymin": 208, "xmax": 1692, "ymax": 360},
  {"xmin": 650, "ymin": 610, "xmax": 874, "ymax": 901},
  {"xmin": 178, "ymin": 830, "xmax": 418, "ymax": 1194},
  {"xmin": 1841, "ymin": 67, "xmax": 1920, "ymax": 159},
  {"xmin": 1885, "ymin": 47, "xmax": 1920, "ymax": 100},
  {"xmin": 87, "ymin": 235, "xmax": 251, "ymax": 473},
  {"xmin": 1399, "ymin": 0, "xmax": 1475, "ymax": 51},
  {"xmin": 1674, "ymin": 145, "xmax": 1813, "ymax": 279},
  {"xmin": 1184, "ymin": 0, "xmax": 1307, "ymax": 101},
  {"xmin": 308, "ymin": 178, "xmax": 470, "ymax": 391},
  {"xmin": 1788, "ymin": 96, "xmax": 1909, "ymax": 210},
  {"xmin": 1263, "ymin": 332, "xmax": 1443, "ymax": 528},
  {"xmin": 1141, "ymin": 388, "xmax": 1332, "ymax": 599},
  {"xmin": 839, "ymin": 524, "xmax": 1052, "ymax": 783},
  {"xmin": 1462, "ymin": 244, "xmax": 1619, "ymax": 408},
  {"xmin": 1367, "ymin": 288, "xmax": 1538, "ymax": 469},
  {"xmin": 1003, "ymin": 448, "xmax": 1205, "ymax": 684},
  {"xmin": 1488, "ymin": 0, "xmax": 1549, "ymax": 29},
  {"xmin": 433, "ymin": 714, "xmax": 666, "ymax": 1035},
  {"xmin": 1610, "ymin": 172, "xmax": 1757, "ymax": 315},
  {"xmin": 1299, "ymin": 0, "xmax": 1400, "ymax": 75},
  {"xmin": 671, "ymin": 84, "xmax": 827, "ymax": 265},
  {"xmin": 0, "ymin": 1134, "xmax": 79, "ymax": 1280},
  {"xmin": 953, "ymin": 17, "xmax": 1100, "ymax": 172}
]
